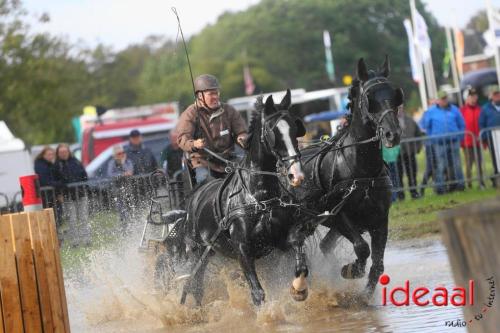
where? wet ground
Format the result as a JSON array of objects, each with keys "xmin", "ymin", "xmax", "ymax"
[{"xmin": 64, "ymin": 228, "xmax": 470, "ymax": 333}]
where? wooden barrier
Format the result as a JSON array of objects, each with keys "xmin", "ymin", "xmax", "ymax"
[
  {"xmin": 440, "ymin": 197, "xmax": 500, "ymax": 333},
  {"xmin": 0, "ymin": 209, "xmax": 70, "ymax": 333}
]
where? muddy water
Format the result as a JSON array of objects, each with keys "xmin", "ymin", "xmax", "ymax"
[{"xmin": 64, "ymin": 227, "xmax": 467, "ymax": 333}]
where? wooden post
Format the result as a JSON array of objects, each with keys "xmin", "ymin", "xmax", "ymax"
[
  {"xmin": 440, "ymin": 197, "xmax": 500, "ymax": 333},
  {"xmin": 0, "ymin": 209, "xmax": 70, "ymax": 333}
]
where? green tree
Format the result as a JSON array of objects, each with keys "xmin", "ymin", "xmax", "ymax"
[
  {"xmin": 0, "ymin": 0, "xmax": 90, "ymax": 144},
  {"xmin": 142, "ymin": 0, "xmax": 446, "ymax": 109}
]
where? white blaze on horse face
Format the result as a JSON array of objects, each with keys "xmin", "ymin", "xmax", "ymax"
[{"xmin": 276, "ymin": 120, "xmax": 305, "ymax": 186}]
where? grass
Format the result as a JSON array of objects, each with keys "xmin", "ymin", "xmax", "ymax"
[
  {"xmin": 388, "ymin": 187, "xmax": 499, "ymax": 240},
  {"xmin": 59, "ymin": 211, "xmax": 121, "ymax": 269}
]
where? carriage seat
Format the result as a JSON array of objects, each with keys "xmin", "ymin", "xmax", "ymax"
[{"xmin": 161, "ymin": 210, "xmax": 187, "ymax": 225}]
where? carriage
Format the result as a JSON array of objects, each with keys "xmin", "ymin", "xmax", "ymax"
[{"xmin": 138, "ymin": 169, "xmax": 186, "ymax": 252}]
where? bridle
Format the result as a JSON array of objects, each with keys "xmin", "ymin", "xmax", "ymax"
[
  {"xmin": 261, "ymin": 110, "xmax": 301, "ymax": 169},
  {"xmin": 357, "ymin": 77, "xmax": 397, "ymax": 138},
  {"xmin": 303, "ymin": 77, "xmax": 399, "ymax": 165}
]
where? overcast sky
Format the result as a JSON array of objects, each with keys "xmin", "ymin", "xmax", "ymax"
[{"xmin": 22, "ymin": 0, "xmax": 500, "ymax": 51}]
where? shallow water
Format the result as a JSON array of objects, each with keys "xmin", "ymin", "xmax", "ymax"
[{"xmin": 64, "ymin": 226, "xmax": 471, "ymax": 333}]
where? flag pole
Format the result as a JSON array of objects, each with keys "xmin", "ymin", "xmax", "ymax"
[
  {"xmin": 410, "ymin": 0, "xmax": 428, "ymax": 110},
  {"xmin": 427, "ymin": 54, "xmax": 438, "ymax": 99},
  {"xmin": 446, "ymin": 26, "xmax": 462, "ymax": 106},
  {"xmin": 487, "ymin": 0, "xmax": 500, "ymax": 85},
  {"xmin": 323, "ymin": 30, "xmax": 335, "ymax": 83}
]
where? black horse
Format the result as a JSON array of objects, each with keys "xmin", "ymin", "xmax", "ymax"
[
  {"xmin": 166, "ymin": 90, "xmax": 312, "ymax": 306},
  {"xmin": 289, "ymin": 57, "xmax": 402, "ymax": 301}
]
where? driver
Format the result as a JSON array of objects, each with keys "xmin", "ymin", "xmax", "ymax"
[{"xmin": 176, "ymin": 74, "xmax": 248, "ymax": 183}]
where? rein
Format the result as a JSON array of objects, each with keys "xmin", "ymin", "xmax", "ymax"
[
  {"xmin": 202, "ymin": 147, "xmax": 285, "ymax": 177},
  {"xmin": 304, "ymin": 133, "xmax": 379, "ymax": 165}
]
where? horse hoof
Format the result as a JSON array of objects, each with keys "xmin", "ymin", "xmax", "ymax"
[
  {"xmin": 290, "ymin": 285, "xmax": 308, "ymax": 302},
  {"xmin": 341, "ymin": 264, "xmax": 364, "ymax": 279}
]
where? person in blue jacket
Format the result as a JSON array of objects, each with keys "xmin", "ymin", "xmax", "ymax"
[
  {"xmin": 420, "ymin": 91, "xmax": 466, "ymax": 194},
  {"xmin": 479, "ymin": 86, "xmax": 500, "ymax": 186}
]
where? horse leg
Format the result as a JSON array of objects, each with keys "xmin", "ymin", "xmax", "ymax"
[
  {"xmin": 287, "ymin": 224, "xmax": 309, "ymax": 301},
  {"xmin": 290, "ymin": 245, "xmax": 309, "ymax": 301},
  {"xmin": 336, "ymin": 213, "xmax": 370, "ymax": 279},
  {"xmin": 180, "ymin": 247, "xmax": 209, "ymax": 306},
  {"xmin": 364, "ymin": 221, "xmax": 388, "ymax": 299},
  {"xmin": 236, "ymin": 243, "xmax": 265, "ymax": 306},
  {"xmin": 319, "ymin": 226, "xmax": 341, "ymax": 255}
]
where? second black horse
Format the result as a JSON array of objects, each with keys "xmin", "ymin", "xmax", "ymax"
[{"xmin": 289, "ymin": 57, "xmax": 403, "ymax": 301}]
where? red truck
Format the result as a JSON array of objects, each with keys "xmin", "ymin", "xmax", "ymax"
[{"xmin": 80, "ymin": 102, "xmax": 179, "ymax": 166}]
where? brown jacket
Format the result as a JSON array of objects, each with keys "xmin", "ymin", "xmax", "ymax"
[{"xmin": 176, "ymin": 102, "xmax": 247, "ymax": 172}]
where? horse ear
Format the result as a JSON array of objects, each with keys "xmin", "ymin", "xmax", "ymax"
[
  {"xmin": 295, "ymin": 118, "xmax": 306, "ymax": 137},
  {"xmin": 394, "ymin": 88, "xmax": 404, "ymax": 107},
  {"xmin": 357, "ymin": 58, "xmax": 369, "ymax": 82},
  {"xmin": 279, "ymin": 89, "xmax": 292, "ymax": 110},
  {"xmin": 264, "ymin": 94, "xmax": 275, "ymax": 115},
  {"xmin": 379, "ymin": 54, "xmax": 390, "ymax": 78}
]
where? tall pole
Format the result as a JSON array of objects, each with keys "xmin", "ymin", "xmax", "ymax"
[
  {"xmin": 446, "ymin": 26, "xmax": 462, "ymax": 106},
  {"xmin": 427, "ymin": 55, "xmax": 438, "ymax": 99},
  {"xmin": 410, "ymin": 0, "xmax": 428, "ymax": 110},
  {"xmin": 487, "ymin": 0, "xmax": 500, "ymax": 85}
]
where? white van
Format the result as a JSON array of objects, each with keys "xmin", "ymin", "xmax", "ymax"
[{"xmin": 0, "ymin": 121, "xmax": 34, "ymax": 207}]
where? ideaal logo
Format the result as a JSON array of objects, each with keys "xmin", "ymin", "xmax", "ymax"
[{"xmin": 378, "ymin": 274, "xmax": 496, "ymax": 328}]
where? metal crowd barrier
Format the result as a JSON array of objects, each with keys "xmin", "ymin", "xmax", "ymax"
[
  {"xmin": 478, "ymin": 126, "xmax": 500, "ymax": 187},
  {"xmin": 0, "ymin": 192, "xmax": 9, "ymax": 214},
  {"xmin": 4, "ymin": 173, "xmax": 171, "ymax": 247},
  {"xmin": 391, "ymin": 130, "xmax": 491, "ymax": 199},
  {"xmin": 300, "ymin": 129, "xmax": 496, "ymax": 199}
]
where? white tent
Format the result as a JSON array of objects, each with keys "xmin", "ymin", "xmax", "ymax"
[
  {"xmin": 0, "ymin": 121, "xmax": 33, "ymax": 206},
  {"xmin": 0, "ymin": 121, "xmax": 26, "ymax": 152}
]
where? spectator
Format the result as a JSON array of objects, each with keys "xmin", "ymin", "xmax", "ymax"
[
  {"xmin": 107, "ymin": 145, "xmax": 134, "ymax": 178},
  {"xmin": 54, "ymin": 143, "xmax": 90, "ymax": 246},
  {"xmin": 34, "ymin": 146, "xmax": 64, "ymax": 221},
  {"xmin": 106, "ymin": 145, "xmax": 134, "ymax": 226},
  {"xmin": 479, "ymin": 85, "xmax": 500, "ymax": 187},
  {"xmin": 160, "ymin": 131, "xmax": 184, "ymax": 179},
  {"xmin": 54, "ymin": 143, "xmax": 88, "ymax": 189},
  {"xmin": 382, "ymin": 145, "xmax": 401, "ymax": 202},
  {"xmin": 160, "ymin": 130, "xmax": 184, "ymax": 178},
  {"xmin": 125, "ymin": 129, "xmax": 158, "ymax": 175},
  {"xmin": 460, "ymin": 87, "xmax": 485, "ymax": 188},
  {"xmin": 396, "ymin": 107, "xmax": 423, "ymax": 200},
  {"xmin": 419, "ymin": 140, "xmax": 437, "ymax": 196},
  {"xmin": 34, "ymin": 146, "xmax": 61, "ymax": 189},
  {"xmin": 420, "ymin": 91, "xmax": 465, "ymax": 194}
]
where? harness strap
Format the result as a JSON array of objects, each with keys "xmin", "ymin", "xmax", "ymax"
[
  {"xmin": 319, "ymin": 175, "xmax": 392, "ymax": 208},
  {"xmin": 303, "ymin": 133, "xmax": 379, "ymax": 165},
  {"xmin": 214, "ymin": 172, "xmax": 236, "ymax": 225}
]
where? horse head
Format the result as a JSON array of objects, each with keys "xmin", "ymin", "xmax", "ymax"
[
  {"xmin": 247, "ymin": 89, "xmax": 306, "ymax": 187},
  {"xmin": 354, "ymin": 56, "xmax": 403, "ymax": 148}
]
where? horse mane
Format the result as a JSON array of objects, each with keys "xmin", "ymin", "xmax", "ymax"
[
  {"xmin": 247, "ymin": 97, "xmax": 263, "ymax": 136},
  {"xmin": 244, "ymin": 96, "xmax": 264, "ymax": 150},
  {"xmin": 330, "ymin": 69, "xmax": 383, "ymax": 142},
  {"xmin": 327, "ymin": 79, "xmax": 360, "ymax": 142}
]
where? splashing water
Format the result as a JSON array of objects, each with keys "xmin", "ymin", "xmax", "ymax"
[{"xmin": 64, "ymin": 220, "xmax": 466, "ymax": 333}]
